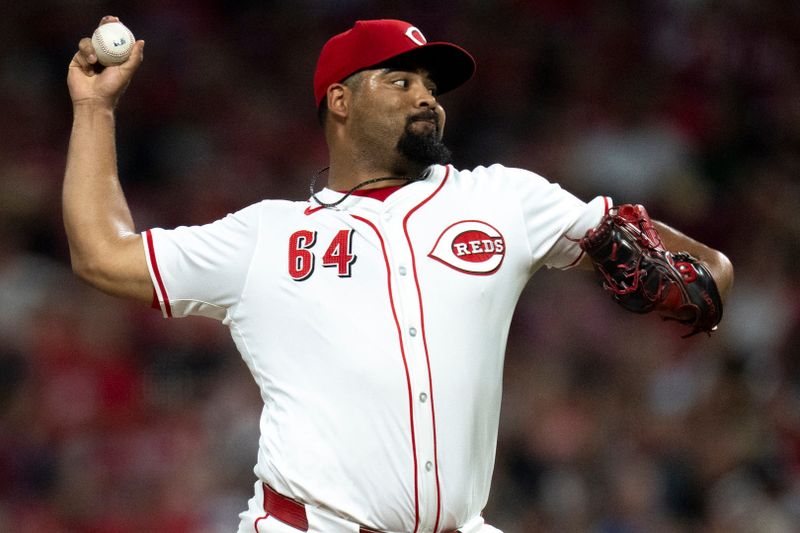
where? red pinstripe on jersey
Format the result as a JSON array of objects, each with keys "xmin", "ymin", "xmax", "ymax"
[
  {"xmin": 402, "ymin": 165, "xmax": 450, "ymax": 531},
  {"xmin": 350, "ymin": 213, "xmax": 420, "ymax": 532},
  {"xmin": 144, "ymin": 230, "xmax": 172, "ymax": 318}
]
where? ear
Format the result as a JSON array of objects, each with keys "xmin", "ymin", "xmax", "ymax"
[{"xmin": 326, "ymin": 84, "xmax": 350, "ymax": 120}]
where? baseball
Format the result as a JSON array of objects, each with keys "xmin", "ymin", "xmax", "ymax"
[{"xmin": 91, "ymin": 22, "xmax": 135, "ymax": 66}]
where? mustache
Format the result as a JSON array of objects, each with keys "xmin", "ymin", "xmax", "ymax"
[{"xmin": 406, "ymin": 110, "xmax": 440, "ymax": 128}]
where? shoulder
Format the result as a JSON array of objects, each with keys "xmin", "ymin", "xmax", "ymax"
[
  {"xmin": 243, "ymin": 199, "xmax": 312, "ymax": 221},
  {"xmin": 448, "ymin": 163, "xmax": 552, "ymax": 185},
  {"xmin": 445, "ymin": 163, "xmax": 603, "ymax": 216},
  {"xmin": 166, "ymin": 199, "xmax": 308, "ymax": 237},
  {"xmin": 443, "ymin": 164, "xmax": 559, "ymax": 198}
]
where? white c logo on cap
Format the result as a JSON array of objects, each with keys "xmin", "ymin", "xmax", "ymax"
[{"xmin": 405, "ymin": 26, "xmax": 427, "ymax": 46}]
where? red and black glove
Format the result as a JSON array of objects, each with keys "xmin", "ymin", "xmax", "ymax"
[{"xmin": 579, "ymin": 204, "xmax": 723, "ymax": 336}]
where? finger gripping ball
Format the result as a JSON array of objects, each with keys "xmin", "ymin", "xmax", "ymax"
[{"xmin": 91, "ymin": 22, "xmax": 135, "ymax": 66}]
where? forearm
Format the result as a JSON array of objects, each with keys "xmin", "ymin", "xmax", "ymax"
[
  {"xmin": 654, "ymin": 220, "xmax": 734, "ymax": 303},
  {"xmin": 62, "ymin": 102, "xmax": 149, "ymax": 299},
  {"xmin": 64, "ymin": 103, "xmax": 132, "ymax": 264}
]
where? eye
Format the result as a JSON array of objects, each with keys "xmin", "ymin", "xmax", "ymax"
[{"xmin": 392, "ymin": 78, "xmax": 409, "ymax": 88}]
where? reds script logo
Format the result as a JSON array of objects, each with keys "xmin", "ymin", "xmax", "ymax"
[{"xmin": 428, "ymin": 220, "xmax": 506, "ymax": 275}]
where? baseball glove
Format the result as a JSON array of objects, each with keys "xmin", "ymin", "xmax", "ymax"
[{"xmin": 579, "ymin": 204, "xmax": 723, "ymax": 337}]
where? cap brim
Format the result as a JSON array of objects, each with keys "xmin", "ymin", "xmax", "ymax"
[{"xmin": 373, "ymin": 42, "xmax": 476, "ymax": 96}]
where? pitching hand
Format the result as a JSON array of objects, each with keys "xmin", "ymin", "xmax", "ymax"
[{"xmin": 67, "ymin": 16, "xmax": 144, "ymax": 108}]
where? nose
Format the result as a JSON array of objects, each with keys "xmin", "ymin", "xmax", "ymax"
[
  {"xmin": 410, "ymin": 79, "xmax": 437, "ymax": 109},
  {"xmin": 409, "ymin": 76, "xmax": 445, "ymax": 135},
  {"xmin": 416, "ymin": 88, "xmax": 437, "ymax": 109}
]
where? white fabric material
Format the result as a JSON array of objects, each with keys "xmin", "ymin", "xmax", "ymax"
[{"xmin": 144, "ymin": 164, "xmax": 609, "ymax": 532}]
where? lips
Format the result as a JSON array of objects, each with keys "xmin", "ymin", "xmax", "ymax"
[
  {"xmin": 409, "ymin": 111, "xmax": 439, "ymax": 126},
  {"xmin": 408, "ymin": 115, "xmax": 439, "ymax": 137},
  {"xmin": 411, "ymin": 119, "xmax": 437, "ymax": 131}
]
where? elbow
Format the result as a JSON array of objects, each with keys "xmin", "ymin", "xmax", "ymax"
[
  {"xmin": 70, "ymin": 255, "xmax": 97, "ymax": 285},
  {"xmin": 709, "ymin": 250, "xmax": 734, "ymax": 303},
  {"xmin": 64, "ymin": 233, "xmax": 149, "ymax": 302},
  {"xmin": 69, "ymin": 251, "xmax": 110, "ymax": 289}
]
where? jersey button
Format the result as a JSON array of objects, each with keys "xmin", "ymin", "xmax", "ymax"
[
  {"xmin": 399, "ymin": 266, "xmax": 407, "ymax": 276},
  {"xmin": 425, "ymin": 461, "xmax": 433, "ymax": 472},
  {"xmin": 382, "ymin": 212, "xmax": 392, "ymax": 222},
  {"xmin": 409, "ymin": 327, "xmax": 417, "ymax": 337},
  {"xmin": 419, "ymin": 392, "xmax": 428, "ymax": 403}
]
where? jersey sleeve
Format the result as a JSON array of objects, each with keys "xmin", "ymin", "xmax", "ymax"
[
  {"xmin": 500, "ymin": 165, "xmax": 611, "ymax": 270},
  {"xmin": 142, "ymin": 202, "xmax": 262, "ymax": 320}
]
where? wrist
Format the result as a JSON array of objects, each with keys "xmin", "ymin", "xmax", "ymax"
[{"xmin": 72, "ymin": 98, "xmax": 116, "ymax": 114}]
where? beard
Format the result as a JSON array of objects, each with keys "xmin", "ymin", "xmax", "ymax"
[{"xmin": 396, "ymin": 113, "xmax": 452, "ymax": 168}]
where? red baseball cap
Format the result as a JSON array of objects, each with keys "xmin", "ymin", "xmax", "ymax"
[{"xmin": 313, "ymin": 19, "xmax": 476, "ymax": 106}]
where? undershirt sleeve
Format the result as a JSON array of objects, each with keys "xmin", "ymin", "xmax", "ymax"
[{"xmin": 142, "ymin": 202, "xmax": 262, "ymax": 320}]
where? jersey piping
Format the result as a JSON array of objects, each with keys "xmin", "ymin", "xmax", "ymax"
[
  {"xmin": 144, "ymin": 229, "xmax": 172, "ymax": 317},
  {"xmin": 402, "ymin": 165, "xmax": 450, "ymax": 531},
  {"xmin": 350, "ymin": 213, "xmax": 420, "ymax": 532}
]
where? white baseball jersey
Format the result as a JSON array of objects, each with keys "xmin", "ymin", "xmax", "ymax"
[{"xmin": 142, "ymin": 163, "xmax": 610, "ymax": 533}]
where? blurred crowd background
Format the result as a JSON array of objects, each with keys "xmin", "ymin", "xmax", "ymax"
[{"xmin": 1, "ymin": 0, "xmax": 799, "ymax": 531}]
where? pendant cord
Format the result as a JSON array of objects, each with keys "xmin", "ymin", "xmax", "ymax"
[{"xmin": 309, "ymin": 167, "xmax": 426, "ymax": 209}]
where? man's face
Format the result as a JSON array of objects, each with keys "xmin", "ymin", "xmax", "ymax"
[{"xmin": 347, "ymin": 66, "xmax": 451, "ymax": 169}]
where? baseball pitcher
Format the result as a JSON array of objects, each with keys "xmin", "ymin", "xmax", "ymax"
[{"xmin": 64, "ymin": 16, "xmax": 733, "ymax": 533}]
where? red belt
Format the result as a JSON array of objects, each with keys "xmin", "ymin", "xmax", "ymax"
[
  {"xmin": 260, "ymin": 482, "xmax": 309, "ymax": 530},
  {"xmin": 260, "ymin": 482, "xmax": 461, "ymax": 532}
]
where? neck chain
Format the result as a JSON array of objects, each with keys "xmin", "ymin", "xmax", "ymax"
[{"xmin": 309, "ymin": 167, "xmax": 426, "ymax": 209}]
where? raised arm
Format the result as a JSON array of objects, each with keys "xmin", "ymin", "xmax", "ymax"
[{"xmin": 63, "ymin": 16, "xmax": 152, "ymax": 302}]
